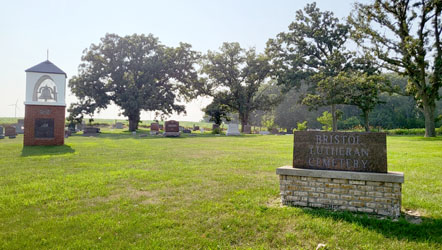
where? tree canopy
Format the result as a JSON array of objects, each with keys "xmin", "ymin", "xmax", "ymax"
[
  {"xmin": 69, "ymin": 33, "xmax": 201, "ymax": 131},
  {"xmin": 266, "ymin": 2, "xmax": 353, "ymax": 131},
  {"xmin": 349, "ymin": 0, "xmax": 442, "ymax": 137},
  {"xmin": 201, "ymin": 42, "xmax": 279, "ymax": 131}
]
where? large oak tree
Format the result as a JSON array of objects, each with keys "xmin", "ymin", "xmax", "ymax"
[
  {"xmin": 349, "ymin": 0, "xmax": 442, "ymax": 137},
  {"xmin": 266, "ymin": 2, "xmax": 353, "ymax": 131},
  {"xmin": 69, "ymin": 33, "xmax": 201, "ymax": 131},
  {"xmin": 201, "ymin": 42, "xmax": 278, "ymax": 132}
]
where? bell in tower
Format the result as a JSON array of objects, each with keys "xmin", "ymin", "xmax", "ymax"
[{"xmin": 38, "ymin": 84, "xmax": 57, "ymax": 102}]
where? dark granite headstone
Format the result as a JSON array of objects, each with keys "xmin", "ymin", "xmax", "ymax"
[
  {"xmin": 5, "ymin": 126, "xmax": 17, "ymax": 138},
  {"xmin": 183, "ymin": 129, "xmax": 191, "ymax": 133},
  {"xmin": 0, "ymin": 126, "xmax": 4, "ymax": 139},
  {"xmin": 243, "ymin": 125, "xmax": 252, "ymax": 134},
  {"xmin": 293, "ymin": 131, "xmax": 387, "ymax": 173},
  {"xmin": 193, "ymin": 126, "xmax": 199, "ymax": 131},
  {"xmin": 83, "ymin": 127, "xmax": 100, "ymax": 136},
  {"xmin": 151, "ymin": 123, "xmax": 159, "ymax": 131},
  {"xmin": 164, "ymin": 120, "xmax": 180, "ymax": 137},
  {"xmin": 165, "ymin": 120, "xmax": 179, "ymax": 132},
  {"xmin": 212, "ymin": 124, "xmax": 219, "ymax": 130},
  {"xmin": 271, "ymin": 128, "xmax": 279, "ymax": 134}
]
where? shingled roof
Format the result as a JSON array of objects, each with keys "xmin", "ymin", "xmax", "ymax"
[{"xmin": 25, "ymin": 60, "xmax": 66, "ymax": 77}]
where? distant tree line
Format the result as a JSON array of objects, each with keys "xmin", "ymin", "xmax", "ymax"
[{"xmin": 69, "ymin": 0, "xmax": 442, "ymax": 137}]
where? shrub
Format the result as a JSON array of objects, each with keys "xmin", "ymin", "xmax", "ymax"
[
  {"xmin": 296, "ymin": 121, "xmax": 308, "ymax": 131},
  {"xmin": 211, "ymin": 127, "xmax": 222, "ymax": 134}
]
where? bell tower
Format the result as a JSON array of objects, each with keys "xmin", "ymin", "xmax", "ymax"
[{"xmin": 24, "ymin": 60, "xmax": 67, "ymax": 146}]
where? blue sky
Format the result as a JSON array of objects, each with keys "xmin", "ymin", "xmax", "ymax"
[{"xmin": 0, "ymin": 0, "xmax": 367, "ymax": 121}]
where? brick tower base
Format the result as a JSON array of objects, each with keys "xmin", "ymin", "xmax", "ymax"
[{"xmin": 24, "ymin": 105, "xmax": 65, "ymax": 146}]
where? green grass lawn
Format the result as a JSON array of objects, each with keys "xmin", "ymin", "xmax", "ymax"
[{"xmin": 0, "ymin": 132, "xmax": 441, "ymax": 249}]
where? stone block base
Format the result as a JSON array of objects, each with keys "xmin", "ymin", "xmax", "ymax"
[
  {"xmin": 276, "ymin": 166, "xmax": 404, "ymax": 217},
  {"xmin": 164, "ymin": 132, "xmax": 180, "ymax": 137}
]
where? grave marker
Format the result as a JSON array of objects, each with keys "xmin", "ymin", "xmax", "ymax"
[
  {"xmin": 226, "ymin": 124, "xmax": 240, "ymax": 136},
  {"xmin": 277, "ymin": 131, "xmax": 404, "ymax": 218},
  {"xmin": 5, "ymin": 126, "xmax": 17, "ymax": 139},
  {"xmin": 164, "ymin": 120, "xmax": 180, "ymax": 137},
  {"xmin": 0, "ymin": 126, "xmax": 4, "ymax": 139}
]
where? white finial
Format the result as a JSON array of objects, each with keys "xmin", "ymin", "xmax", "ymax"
[{"xmin": 47, "ymin": 49, "xmax": 49, "ymax": 60}]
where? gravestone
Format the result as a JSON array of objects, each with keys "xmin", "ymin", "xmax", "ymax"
[
  {"xmin": 293, "ymin": 131, "xmax": 387, "ymax": 173},
  {"xmin": 0, "ymin": 126, "xmax": 4, "ymax": 139},
  {"xmin": 212, "ymin": 124, "xmax": 219, "ymax": 130},
  {"xmin": 276, "ymin": 131, "xmax": 404, "ymax": 218},
  {"xmin": 259, "ymin": 131, "xmax": 270, "ymax": 135},
  {"xmin": 83, "ymin": 127, "xmax": 100, "ymax": 136},
  {"xmin": 16, "ymin": 119, "xmax": 24, "ymax": 134},
  {"xmin": 115, "ymin": 122, "xmax": 124, "ymax": 129},
  {"xmin": 243, "ymin": 125, "xmax": 251, "ymax": 134},
  {"xmin": 193, "ymin": 125, "xmax": 199, "ymax": 131},
  {"xmin": 226, "ymin": 124, "xmax": 240, "ymax": 136},
  {"xmin": 5, "ymin": 126, "xmax": 17, "ymax": 139},
  {"xmin": 164, "ymin": 120, "xmax": 180, "ymax": 137},
  {"xmin": 151, "ymin": 123, "xmax": 159, "ymax": 131},
  {"xmin": 271, "ymin": 128, "xmax": 279, "ymax": 134},
  {"xmin": 150, "ymin": 123, "xmax": 159, "ymax": 135},
  {"xmin": 200, "ymin": 128, "xmax": 205, "ymax": 133},
  {"xmin": 183, "ymin": 129, "xmax": 192, "ymax": 133}
]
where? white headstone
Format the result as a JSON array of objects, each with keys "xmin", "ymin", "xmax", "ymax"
[
  {"xmin": 259, "ymin": 131, "xmax": 270, "ymax": 135},
  {"xmin": 226, "ymin": 123, "xmax": 241, "ymax": 136}
]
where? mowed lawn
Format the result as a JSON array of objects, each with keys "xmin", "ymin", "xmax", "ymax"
[{"xmin": 0, "ymin": 132, "xmax": 441, "ymax": 249}]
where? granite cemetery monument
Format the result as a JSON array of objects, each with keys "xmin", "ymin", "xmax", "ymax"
[
  {"xmin": 150, "ymin": 122, "xmax": 160, "ymax": 135},
  {"xmin": 0, "ymin": 126, "xmax": 4, "ymax": 139},
  {"xmin": 82, "ymin": 127, "xmax": 100, "ymax": 136},
  {"xmin": 226, "ymin": 123, "xmax": 241, "ymax": 136},
  {"xmin": 164, "ymin": 120, "xmax": 180, "ymax": 137},
  {"xmin": 23, "ymin": 60, "xmax": 67, "ymax": 146},
  {"xmin": 277, "ymin": 131, "xmax": 404, "ymax": 217},
  {"xmin": 243, "ymin": 125, "xmax": 252, "ymax": 134},
  {"xmin": 5, "ymin": 126, "xmax": 16, "ymax": 139}
]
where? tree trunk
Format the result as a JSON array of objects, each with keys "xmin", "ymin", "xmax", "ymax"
[
  {"xmin": 363, "ymin": 111, "xmax": 370, "ymax": 132},
  {"xmin": 331, "ymin": 104, "xmax": 337, "ymax": 132},
  {"xmin": 422, "ymin": 103, "xmax": 436, "ymax": 137},
  {"xmin": 128, "ymin": 112, "xmax": 140, "ymax": 132},
  {"xmin": 240, "ymin": 112, "xmax": 249, "ymax": 132}
]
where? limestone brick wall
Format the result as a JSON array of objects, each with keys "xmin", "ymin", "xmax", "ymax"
[{"xmin": 277, "ymin": 167, "xmax": 404, "ymax": 217}]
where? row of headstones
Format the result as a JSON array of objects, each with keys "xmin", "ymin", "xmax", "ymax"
[
  {"xmin": 0, "ymin": 125, "xmax": 19, "ymax": 139},
  {"xmin": 0, "ymin": 119, "xmax": 24, "ymax": 139}
]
